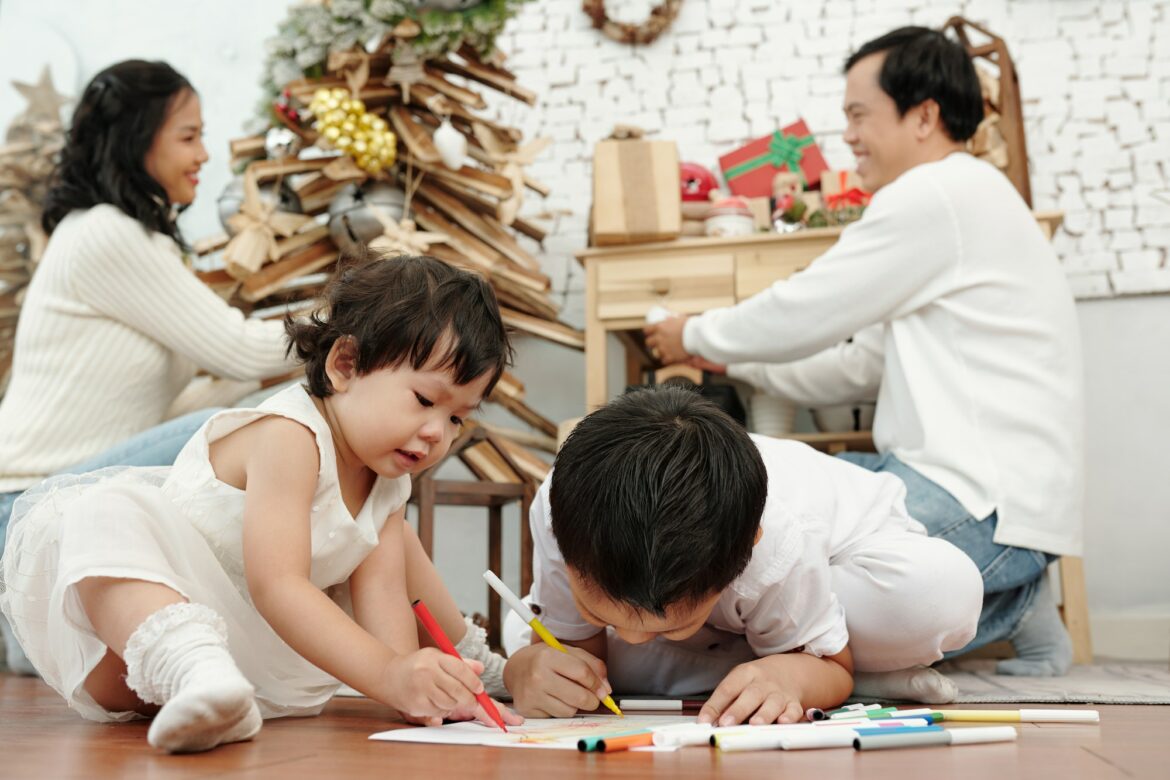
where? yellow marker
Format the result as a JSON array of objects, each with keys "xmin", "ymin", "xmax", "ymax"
[
  {"xmin": 931, "ymin": 709, "xmax": 1099, "ymax": 723},
  {"xmin": 483, "ymin": 570, "xmax": 623, "ymax": 717}
]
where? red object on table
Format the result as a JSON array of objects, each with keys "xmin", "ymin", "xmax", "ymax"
[
  {"xmin": 412, "ymin": 599, "xmax": 508, "ymax": 733},
  {"xmin": 717, "ymin": 118, "xmax": 830, "ymax": 197},
  {"xmin": 679, "ymin": 161, "xmax": 718, "ymax": 201}
]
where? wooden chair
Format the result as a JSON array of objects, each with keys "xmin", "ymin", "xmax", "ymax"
[{"xmin": 409, "ymin": 425, "xmax": 537, "ymax": 648}]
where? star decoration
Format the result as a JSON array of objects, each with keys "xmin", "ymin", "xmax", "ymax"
[
  {"xmin": 385, "ymin": 44, "xmax": 425, "ymax": 104},
  {"xmin": 368, "ymin": 206, "xmax": 448, "ymax": 256},
  {"xmin": 12, "ymin": 67, "xmax": 71, "ymax": 124}
]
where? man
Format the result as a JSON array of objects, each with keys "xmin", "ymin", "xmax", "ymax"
[{"xmin": 645, "ymin": 26, "xmax": 1083, "ymax": 676}]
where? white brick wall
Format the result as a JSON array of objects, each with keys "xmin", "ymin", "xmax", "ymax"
[{"xmin": 489, "ymin": 0, "xmax": 1170, "ymax": 303}]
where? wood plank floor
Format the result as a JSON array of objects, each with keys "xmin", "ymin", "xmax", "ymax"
[{"xmin": 2, "ymin": 673, "xmax": 1166, "ymax": 779}]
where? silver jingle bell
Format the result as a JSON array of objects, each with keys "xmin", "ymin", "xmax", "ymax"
[
  {"xmin": 217, "ymin": 175, "xmax": 299, "ymax": 235},
  {"xmin": 327, "ymin": 182, "xmax": 407, "ymax": 255}
]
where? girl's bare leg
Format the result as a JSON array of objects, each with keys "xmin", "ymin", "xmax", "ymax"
[
  {"xmin": 74, "ymin": 576, "xmax": 260, "ymax": 752},
  {"xmin": 76, "ymin": 577, "xmax": 185, "ymax": 714}
]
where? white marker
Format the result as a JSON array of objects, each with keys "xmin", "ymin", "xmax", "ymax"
[{"xmin": 854, "ymin": 726, "xmax": 1018, "ymax": 751}]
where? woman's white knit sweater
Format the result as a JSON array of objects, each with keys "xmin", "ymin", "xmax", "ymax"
[{"xmin": 0, "ymin": 205, "xmax": 296, "ymax": 492}]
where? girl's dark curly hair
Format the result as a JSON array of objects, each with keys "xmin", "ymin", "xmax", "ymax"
[
  {"xmin": 41, "ymin": 59, "xmax": 193, "ymax": 244},
  {"xmin": 285, "ymin": 251, "xmax": 513, "ymax": 399}
]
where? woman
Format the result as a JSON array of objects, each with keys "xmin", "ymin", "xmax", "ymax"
[{"xmin": 0, "ymin": 60, "xmax": 297, "ymax": 672}]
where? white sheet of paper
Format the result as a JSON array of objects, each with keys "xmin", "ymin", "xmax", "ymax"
[{"xmin": 369, "ymin": 714, "xmax": 697, "ymax": 750}]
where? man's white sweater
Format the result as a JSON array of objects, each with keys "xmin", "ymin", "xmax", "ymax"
[
  {"xmin": 0, "ymin": 205, "xmax": 296, "ymax": 492},
  {"xmin": 687, "ymin": 153, "xmax": 1084, "ymax": 557}
]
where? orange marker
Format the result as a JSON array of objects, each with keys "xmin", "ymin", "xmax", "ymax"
[
  {"xmin": 412, "ymin": 599, "xmax": 507, "ymax": 733},
  {"xmin": 598, "ymin": 731, "xmax": 655, "ymax": 752}
]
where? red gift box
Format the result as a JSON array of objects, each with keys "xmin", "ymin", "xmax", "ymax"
[
  {"xmin": 717, "ymin": 119, "xmax": 830, "ymax": 198},
  {"xmin": 821, "ymin": 169, "xmax": 872, "ymax": 210}
]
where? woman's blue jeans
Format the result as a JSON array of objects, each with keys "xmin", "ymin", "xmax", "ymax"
[{"xmin": 0, "ymin": 407, "xmax": 221, "ymax": 673}]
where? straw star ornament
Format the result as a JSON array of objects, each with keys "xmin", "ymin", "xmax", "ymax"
[
  {"xmin": 11, "ymin": 67, "xmax": 71, "ymax": 124},
  {"xmin": 368, "ymin": 206, "xmax": 448, "ymax": 256}
]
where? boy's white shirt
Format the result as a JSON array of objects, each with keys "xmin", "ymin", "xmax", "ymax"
[
  {"xmin": 529, "ymin": 435, "xmax": 923, "ymax": 659},
  {"xmin": 690, "ymin": 153, "xmax": 1084, "ymax": 557}
]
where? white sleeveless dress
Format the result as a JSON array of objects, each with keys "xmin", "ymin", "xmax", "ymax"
[{"xmin": 0, "ymin": 384, "xmax": 410, "ymax": 722}]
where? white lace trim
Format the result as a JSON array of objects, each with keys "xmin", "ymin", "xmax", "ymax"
[
  {"xmin": 453, "ymin": 616, "xmax": 508, "ymax": 699},
  {"xmin": 123, "ymin": 603, "xmax": 227, "ymax": 705}
]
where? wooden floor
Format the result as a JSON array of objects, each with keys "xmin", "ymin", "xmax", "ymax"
[{"xmin": 2, "ymin": 672, "xmax": 1166, "ymax": 779}]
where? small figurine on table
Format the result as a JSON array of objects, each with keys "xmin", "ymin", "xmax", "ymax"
[{"xmin": 771, "ymin": 171, "xmax": 813, "ymax": 232}]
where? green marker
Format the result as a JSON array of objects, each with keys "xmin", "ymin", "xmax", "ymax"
[
  {"xmin": 578, "ymin": 729, "xmax": 653, "ymax": 752},
  {"xmin": 830, "ymin": 706, "xmax": 898, "ymax": 720}
]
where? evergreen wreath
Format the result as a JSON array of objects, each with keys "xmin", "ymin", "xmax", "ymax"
[
  {"xmin": 261, "ymin": 0, "xmax": 532, "ymax": 104},
  {"xmin": 582, "ymin": 0, "xmax": 683, "ymax": 45}
]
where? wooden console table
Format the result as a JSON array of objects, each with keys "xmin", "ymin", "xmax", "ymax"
[{"xmin": 576, "ymin": 228, "xmax": 844, "ymax": 410}]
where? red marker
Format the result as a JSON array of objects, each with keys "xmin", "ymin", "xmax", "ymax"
[{"xmin": 412, "ymin": 599, "xmax": 507, "ymax": 733}]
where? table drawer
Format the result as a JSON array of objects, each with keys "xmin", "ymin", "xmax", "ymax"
[
  {"xmin": 595, "ymin": 252, "xmax": 736, "ymax": 320},
  {"xmin": 735, "ymin": 231, "xmax": 841, "ymax": 299}
]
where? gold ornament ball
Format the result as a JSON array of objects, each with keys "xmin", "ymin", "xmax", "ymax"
[
  {"xmin": 323, "ymin": 126, "xmax": 341, "ymax": 141},
  {"xmin": 371, "ymin": 117, "xmax": 387, "ymax": 133},
  {"xmin": 336, "ymin": 136, "xmax": 352, "ymax": 150}
]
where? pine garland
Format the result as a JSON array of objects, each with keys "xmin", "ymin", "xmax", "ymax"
[{"xmin": 260, "ymin": 0, "xmax": 532, "ymax": 108}]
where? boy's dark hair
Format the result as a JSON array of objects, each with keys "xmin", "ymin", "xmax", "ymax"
[
  {"xmin": 42, "ymin": 59, "xmax": 194, "ymax": 245},
  {"xmin": 550, "ymin": 386, "xmax": 768, "ymax": 616},
  {"xmin": 285, "ymin": 252, "xmax": 512, "ymax": 398},
  {"xmin": 844, "ymin": 26, "xmax": 983, "ymax": 142}
]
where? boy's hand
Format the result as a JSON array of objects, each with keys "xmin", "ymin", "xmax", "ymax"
[
  {"xmin": 385, "ymin": 648, "xmax": 487, "ymax": 725},
  {"xmin": 503, "ymin": 643, "xmax": 612, "ymax": 717},
  {"xmin": 699, "ymin": 655, "xmax": 805, "ymax": 726}
]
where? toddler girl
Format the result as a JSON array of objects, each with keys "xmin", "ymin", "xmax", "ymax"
[{"xmin": 0, "ymin": 254, "xmax": 519, "ymax": 751}]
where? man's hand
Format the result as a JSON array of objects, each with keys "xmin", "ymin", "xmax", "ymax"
[
  {"xmin": 698, "ymin": 655, "xmax": 806, "ymax": 726},
  {"xmin": 502, "ymin": 643, "xmax": 612, "ymax": 718},
  {"xmin": 643, "ymin": 315, "xmax": 692, "ymax": 365}
]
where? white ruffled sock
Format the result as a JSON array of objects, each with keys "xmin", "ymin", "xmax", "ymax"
[
  {"xmin": 997, "ymin": 575, "xmax": 1073, "ymax": 677},
  {"xmin": 123, "ymin": 602, "xmax": 261, "ymax": 753},
  {"xmin": 453, "ymin": 616, "xmax": 508, "ymax": 699},
  {"xmin": 851, "ymin": 666, "xmax": 958, "ymax": 704}
]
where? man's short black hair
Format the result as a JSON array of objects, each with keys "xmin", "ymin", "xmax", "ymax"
[
  {"xmin": 844, "ymin": 26, "xmax": 983, "ymax": 142},
  {"xmin": 549, "ymin": 386, "xmax": 768, "ymax": 616}
]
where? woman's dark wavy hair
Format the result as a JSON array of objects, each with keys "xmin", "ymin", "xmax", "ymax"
[
  {"xmin": 285, "ymin": 250, "xmax": 513, "ymax": 399},
  {"xmin": 41, "ymin": 59, "xmax": 193, "ymax": 244}
]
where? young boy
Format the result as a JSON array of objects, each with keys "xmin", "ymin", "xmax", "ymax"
[{"xmin": 502, "ymin": 387, "xmax": 982, "ymax": 726}]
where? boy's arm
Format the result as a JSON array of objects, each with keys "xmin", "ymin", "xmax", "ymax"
[{"xmin": 699, "ymin": 645, "xmax": 854, "ymax": 726}]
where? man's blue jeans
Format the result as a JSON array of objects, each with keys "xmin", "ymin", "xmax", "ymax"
[{"xmin": 837, "ymin": 451, "xmax": 1055, "ymax": 656}]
